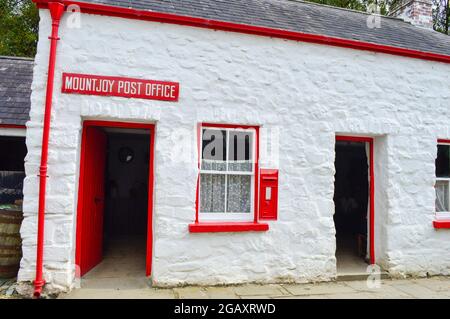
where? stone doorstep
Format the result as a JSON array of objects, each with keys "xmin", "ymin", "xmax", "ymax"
[{"xmin": 337, "ymin": 271, "xmax": 390, "ymax": 282}]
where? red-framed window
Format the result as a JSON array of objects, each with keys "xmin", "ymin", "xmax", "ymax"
[
  {"xmin": 197, "ymin": 123, "xmax": 258, "ymax": 221},
  {"xmin": 435, "ymin": 139, "xmax": 450, "ymax": 226},
  {"xmin": 190, "ymin": 123, "xmax": 268, "ymax": 232}
]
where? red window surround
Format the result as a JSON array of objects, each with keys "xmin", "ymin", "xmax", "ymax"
[
  {"xmin": 433, "ymin": 220, "xmax": 450, "ymax": 229},
  {"xmin": 434, "ymin": 139, "xmax": 450, "ymax": 229},
  {"xmin": 189, "ymin": 123, "xmax": 269, "ymax": 233}
]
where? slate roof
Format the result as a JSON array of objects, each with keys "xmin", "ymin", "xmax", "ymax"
[
  {"xmin": 80, "ymin": 0, "xmax": 450, "ymax": 57},
  {"xmin": 0, "ymin": 56, "xmax": 33, "ymax": 126}
]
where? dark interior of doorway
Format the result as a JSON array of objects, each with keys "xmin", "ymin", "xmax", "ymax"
[
  {"xmin": 0, "ymin": 136, "xmax": 26, "ymax": 279},
  {"xmin": 0, "ymin": 136, "xmax": 27, "ymax": 205},
  {"xmin": 334, "ymin": 141, "xmax": 369, "ymax": 273},
  {"xmin": 87, "ymin": 128, "xmax": 150, "ymax": 279}
]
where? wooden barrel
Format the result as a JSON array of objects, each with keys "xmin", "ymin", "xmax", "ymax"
[{"xmin": 0, "ymin": 208, "xmax": 23, "ymax": 278}]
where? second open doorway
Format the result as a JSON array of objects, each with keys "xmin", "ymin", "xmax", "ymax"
[{"xmin": 334, "ymin": 136, "xmax": 374, "ymax": 276}]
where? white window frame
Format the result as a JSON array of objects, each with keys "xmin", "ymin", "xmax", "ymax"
[
  {"xmin": 436, "ymin": 142, "xmax": 450, "ymax": 220},
  {"xmin": 199, "ymin": 126, "xmax": 256, "ymax": 222}
]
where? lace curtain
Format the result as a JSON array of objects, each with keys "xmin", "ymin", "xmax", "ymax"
[
  {"xmin": 435, "ymin": 180, "xmax": 449, "ymax": 212},
  {"xmin": 200, "ymin": 174, "xmax": 251, "ymax": 213}
]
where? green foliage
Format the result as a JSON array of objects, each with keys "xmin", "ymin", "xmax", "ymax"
[
  {"xmin": 0, "ymin": 0, "xmax": 39, "ymax": 57},
  {"xmin": 433, "ymin": 0, "xmax": 450, "ymax": 34},
  {"xmin": 305, "ymin": 0, "xmax": 390, "ymax": 15}
]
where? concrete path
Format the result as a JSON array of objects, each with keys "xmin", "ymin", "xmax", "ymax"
[{"xmin": 59, "ymin": 276, "xmax": 450, "ymax": 299}]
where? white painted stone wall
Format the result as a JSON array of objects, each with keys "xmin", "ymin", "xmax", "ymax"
[{"xmin": 18, "ymin": 9, "xmax": 450, "ymax": 291}]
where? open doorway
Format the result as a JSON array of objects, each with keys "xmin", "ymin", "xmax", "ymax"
[
  {"xmin": 334, "ymin": 137, "xmax": 373, "ymax": 275},
  {"xmin": 0, "ymin": 136, "xmax": 27, "ymax": 278},
  {"xmin": 0, "ymin": 136, "xmax": 27, "ymax": 204},
  {"xmin": 76, "ymin": 121, "xmax": 154, "ymax": 282}
]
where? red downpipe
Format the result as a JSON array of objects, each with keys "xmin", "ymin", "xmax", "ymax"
[{"xmin": 34, "ymin": 1, "xmax": 65, "ymax": 298}]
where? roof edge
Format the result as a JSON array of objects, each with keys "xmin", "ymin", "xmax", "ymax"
[
  {"xmin": 33, "ymin": 0, "xmax": 450, "ymax": 64},
  {"xmin": 0, "ymin": 55, "xmax": 34, "ymax": 61}
]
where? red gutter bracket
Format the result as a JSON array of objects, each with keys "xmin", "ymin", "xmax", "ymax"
[{"xmin": 34, "ymin": 1, "xmax": 65, "ymax": 299}]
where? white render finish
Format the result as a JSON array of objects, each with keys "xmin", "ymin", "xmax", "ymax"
[{"xmin": 18, "ymin": 10, "xmax": 450, "ymax": 291}]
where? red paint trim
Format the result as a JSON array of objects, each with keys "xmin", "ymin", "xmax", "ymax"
[
  {"xmin": 200, "ymin": 123, "xmax": 259, "ymax": 130},
  {"xmin": 195, "ymin": 123, "xmax": 201, "ymax": 224},
  {"xmin": 433, "ymin": 220, "xmax": 450, "ymax": 228},
  {"xmin": 34, "ymin": 1, "xmax": 65, "ymax": 299},
  {"xmin": 194, "ymin": 123, "xmax": 260, "ymax": 227},
  {"xmin": 82, "ymin": 120, "xmax": 155, "ymax": 130},
  {"xmin": 369, "ymin": 139, "xmax": 375, "ymax": 265},
  {"xmin": 189, "ymin": 222, "xmax": 269, "ymax": 233},
  {"xmin": 336, "ymin": 135, "xmax": 375, "ymax": 265},
  {"xmin": 146, "ymin": 124, "xmax": 155, "ymax": 277},
  {"xmin": 434, "ymin": 141, "xmax": 450, "ymax": 229},
  {"xmin": 336, "ymin": 135, "xmax": 373, "ymax": 143},
  {"xmin": 254, "ymin": 126, "xmax": 260, "ymax": 223},
  {"xmin": 0, "ymin": 124, "xmax": 26, "ymax": 129},
  {"xmin": 75, "ymin": 120, "xmax": 156, "ymax": 278},
  {"xmin": 33, "ymin": 0, "xmax": 450, "ymax": 64}
]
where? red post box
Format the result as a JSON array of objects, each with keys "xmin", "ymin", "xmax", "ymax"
[{"xmin": 259, "ymin": 169, "xmax": 278, "ymax": 220}]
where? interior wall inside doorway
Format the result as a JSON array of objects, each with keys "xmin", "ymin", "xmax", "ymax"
[{"xmin": 104, "ymin": 132, "xmax": 150, "ymax": 240}]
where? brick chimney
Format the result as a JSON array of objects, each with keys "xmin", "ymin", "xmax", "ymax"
[{"xmin": 389, "ymin": 0, "xmax": 434, "ymax": 29}]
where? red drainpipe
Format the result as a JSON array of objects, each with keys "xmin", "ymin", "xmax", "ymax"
[{"xmin": 34, "ymin": 1, "xmax": 65, "ymax": 298}]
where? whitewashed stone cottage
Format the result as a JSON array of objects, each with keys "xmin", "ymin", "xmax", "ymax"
[{"xmin": 10, "ymin": 0, "xmax": 450, "ymax": 295}]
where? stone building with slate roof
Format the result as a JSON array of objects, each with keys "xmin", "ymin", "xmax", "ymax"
[{"xmin": 14, "ymin": 0, "xmax": 450, "ymax": 293}]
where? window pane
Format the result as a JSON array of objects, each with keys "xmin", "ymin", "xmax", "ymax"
[
  {"xmin": 226, "ymin": 175, "xmax": 251, "ymax": 213},
  {"xmin": 201, "ymin": 160, "xmax": 227, "ymax": 171},
  {"xmin": 200, "ymin": 174, "xmax": 225, "ymax": 212},
  {"xmin": 201, "ymin": 129, "xmax": 226, "ymax": 171},
  {"xmin": 228, "ymin": 131, "xmax": 253, "ymax": 172},
  {"xmin": 435, "ymin": 180, "xmax": 449, "ymax": 212},
  {"xmin": 436, "ymin": 145, "xmax": 450, "ymax": 177}
]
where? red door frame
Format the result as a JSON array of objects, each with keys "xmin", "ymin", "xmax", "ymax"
[
  {"xmin": 75, "ymin": 120, "xmax": 156, "ymax": 277},
  {"xmin": 335, "ymin": 135, "xmax": 375, "ymax": 265}
]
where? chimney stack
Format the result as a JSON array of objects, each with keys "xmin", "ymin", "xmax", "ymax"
[{"xmin": 389, "ymin": 0, "xmax": 434, "ymax": 29}]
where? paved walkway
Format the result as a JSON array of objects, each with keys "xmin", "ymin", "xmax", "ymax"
[
  {"xmin": 59, "ymin": 276, "xmax": 450, "ymax": 299},
  {"xmin": 0, "ymin": 278, "xmax": 18, "ymax": 299}
]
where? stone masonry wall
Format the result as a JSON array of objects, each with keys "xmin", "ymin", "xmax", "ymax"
[{"xmin": 18, "ymin": 10, "xmax": 450, "ymax": 291}]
